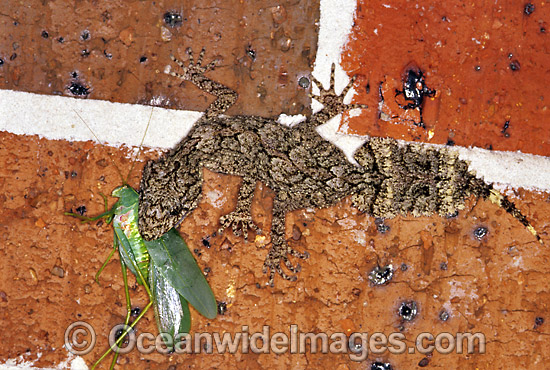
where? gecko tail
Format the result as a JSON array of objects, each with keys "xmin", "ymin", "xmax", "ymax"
[{"xmin": 482, "ymin": 185, "xmax": 543, "ymax": 244}]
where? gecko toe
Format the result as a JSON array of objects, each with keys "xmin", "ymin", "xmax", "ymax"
[
  {"xmin": 219, "ymin": 211, "xmax": 259, "ymax": 240},
  {"xmin": 268, "ymin": 270, "xmax": 275, "ymax": 287},
  {"xmin": 283, "ymin": 256, "xmax": 300, "ymax": 273},
  {"xmin": 289, "ymin": 249, "xmax": 309, "ymax": 260},
  {"xmin": 279, "ymin": 270, "xmax": 296, "ymax": 281}
]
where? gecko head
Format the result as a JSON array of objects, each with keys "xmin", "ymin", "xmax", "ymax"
[{"xmin": 137, "ymin": 143, "xmax": 204, "ymax": 241}]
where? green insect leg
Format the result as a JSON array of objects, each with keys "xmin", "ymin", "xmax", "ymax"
[
  {"xmin": 108, "ymin": 255, "xmax": 132, "ymax": 370},
  {"xmin": 94, "ymin": 234, "xmax": 118, "ymax": 284},
  {"xmin": 91, "ymin": 236, "xmax": 155, "ymax": 370},
  {"xmin": 65, "ymin": 193, "xmax": 116, "ymax": 223}
]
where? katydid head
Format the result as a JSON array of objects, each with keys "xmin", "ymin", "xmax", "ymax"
[{"xmin": 112, "ymin": 185, "xmax": 139, "ymax": 204}]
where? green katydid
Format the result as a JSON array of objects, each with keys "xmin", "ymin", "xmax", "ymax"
[{"xmin": 65, "ymin": 109, "xmax": 217, "ymax": 369}]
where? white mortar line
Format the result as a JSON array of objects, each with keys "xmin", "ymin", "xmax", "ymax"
[
  {"xmin": 0, "ymin": 89, "xmax": 200, "ymax": 150},
  {"xmin": 318, "ymin": 115, "xmax": 550, "ymax": 192},
  {"xmin": 0, "ymin": 351, "xmax": 87, "ymax": 370},
  {"xmin": 0, "ymin": 0, "xmax": 548, "ymax": 195},
  {"xmin": 1, "ymin": 88, "xmax": 549, "ymax": 192}
]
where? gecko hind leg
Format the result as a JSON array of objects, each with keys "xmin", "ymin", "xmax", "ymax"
[
  {"xmin": 283, "ymin": 247, "xmax": 310, "ymax": 271},
  {"xmin": 263, "ymin": 242, "xmax": 310, "ymax": 286},
  {"xmin": 262, "ymin": 202, "xmax": 310, "ymax": 286},
  {"xmin": 218, "ymin": 177, "xmax": 261, "ymax": 240},
  {"xmin": 218, "ymin": 212, "xmax": 260, "ymax": 240}
]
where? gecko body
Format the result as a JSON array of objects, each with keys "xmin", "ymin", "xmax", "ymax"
[{"xmin": 138, "ymin": 48, "xmax": 541, "ymax": 285}]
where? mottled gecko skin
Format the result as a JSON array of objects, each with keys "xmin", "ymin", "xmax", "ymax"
[{"xmin": 138, "ymin": 48, "xmax": 541, "ymax": 286}]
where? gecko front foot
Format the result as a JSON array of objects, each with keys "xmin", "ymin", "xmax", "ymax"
[
  {"xmin": 218, "ymin": 211, "xmax": 260, "ymax": 240},
  {"xmin": 262, "ymin": 244, "xmax": 310, "ymax": 286},
  {"xmin": 310, "ymin": 63, "xmax": 367, "ymax": 116},
  {"xmin": 167, "ymin": 47, "xmax": 219, "ymax": 81}
]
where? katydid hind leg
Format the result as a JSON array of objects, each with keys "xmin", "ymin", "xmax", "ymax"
[
  {"xmin": 95, "ymin": 241, "xmax": 117, "ymax": 284},
  {"xmin": 92, "ymin": 241, "xmax": 155, "ymax": 369},
  {"xmin": 109, "ymin": 256, "xmax": 133, "ymax": 369}
]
